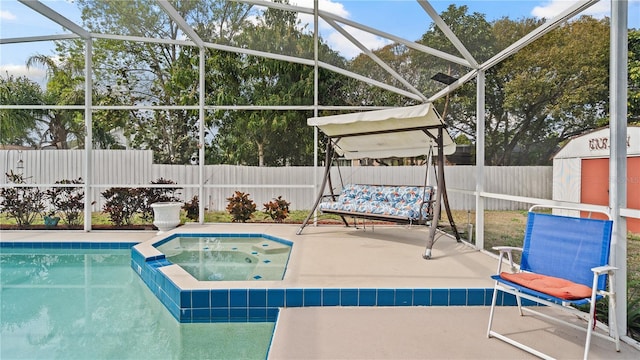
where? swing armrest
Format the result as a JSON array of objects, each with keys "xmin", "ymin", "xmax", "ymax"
[{"xmin": 320, "ymin": 194, "xmax": 340, "ymax": 202}]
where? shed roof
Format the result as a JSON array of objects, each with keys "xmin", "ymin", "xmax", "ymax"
[{"xmin": 553, "ymin": 126, "xmax": 640, "ymax": 159}]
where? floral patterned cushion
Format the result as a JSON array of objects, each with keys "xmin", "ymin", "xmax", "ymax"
[{"xmin": 319, "ymin": 184, "xmax": 433, "ymax": 221}]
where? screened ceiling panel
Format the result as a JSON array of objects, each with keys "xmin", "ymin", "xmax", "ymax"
[
  {"xmin": 2, "ymin": 0, "xmax": 77, "ymax": 39},
  {"xmin": 0, "ymin": 0, "xmax": 626, "ymax": 106}
]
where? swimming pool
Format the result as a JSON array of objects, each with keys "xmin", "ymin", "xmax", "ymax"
[
  {"xmin": 154, "ymin": 235, "xmax": 292, "ymax": 281},
  {"xmin": 0, "ymin": 244, "xmax": 274, "ymax": 359}
]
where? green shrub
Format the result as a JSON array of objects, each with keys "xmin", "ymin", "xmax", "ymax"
[
  {"xmin": 140, "ymin": 178, "xmax": 181, "ymax": 221},
  {"xmin": 183, "ymin": 195, "xmax": 200, "ymax": 221},
  {"xmin": 628, "ymin": 286, "xmax": 640, "ymax": 340},
  {"xmin": 101, "ymin": 187, "xmax": 144, "ymax": 226},
  {"xmin": 101, "ymin": 178, "xmax": 180, "ymax": 226},
  {"xmin": 0, "ymin": 171, "xmax": 45, "ymax": 227},
  {"xmin": 46, "ymin": 178, "xmax": 84, "ymax": 225},
  {"xmin": 226, "ymin": 191, "xmax": 256, "ymax": 223},
  {"xmin": 263, "ymin": 196, "xmax": 290, "ymax": 223}
]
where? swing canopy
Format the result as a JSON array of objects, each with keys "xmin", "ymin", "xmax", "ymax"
[{"xmin": 307, "ymin": 103, "xmax": 456, "ymax": 160}]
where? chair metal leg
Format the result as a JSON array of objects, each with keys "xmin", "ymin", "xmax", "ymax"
[
  {"xmin": 515, "ymin": 291, "xmax": 523, "ymax": 316},
  {"xmin": 584, "ymin": 301, "xmax": 596, "ymax": 360},
  {"xmin": 487, "ymin": 285, "xmax": 499, "ymax": 338}
]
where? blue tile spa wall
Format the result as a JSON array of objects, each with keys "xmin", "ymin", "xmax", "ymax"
[
  {"xmin": 131, "ymin": 240, "xmax": 525, "ymax": 323},
  {"xmin": 175, "ymin": 287, "xmax": 525, "ymax": 323},
  {"xmin": 131, "ymin": 246, "xmax": 182, "ymax": 320},
  {"xmin": 131, "ymin": 250, "xmax": 505, "ymax": 324}
]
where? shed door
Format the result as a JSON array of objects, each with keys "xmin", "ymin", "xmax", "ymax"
[{"xmin": 581, "ymin": 157, "xmax": 640, "ymax": 234}]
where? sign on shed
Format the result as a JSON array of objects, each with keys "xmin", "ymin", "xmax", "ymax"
[{"xmin": 553, "ymin": 126, "xmax": 640, "ymax": 233}]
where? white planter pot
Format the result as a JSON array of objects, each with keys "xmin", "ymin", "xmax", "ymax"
[{"xmin": 151, "ymin": 202, "xmax": 182, "ymax": 234}]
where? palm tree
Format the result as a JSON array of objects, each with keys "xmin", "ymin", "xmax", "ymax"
[{"xmin": 26, "ymin": 54, "xmax": 85, "ymax": 149}]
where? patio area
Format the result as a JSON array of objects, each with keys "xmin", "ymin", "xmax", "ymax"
[{"xmin": 2, "ymin": 223, "xmax": 639, "ymax": 359}]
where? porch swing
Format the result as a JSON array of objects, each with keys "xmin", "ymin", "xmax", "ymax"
[{"xmin": 297, "ymin": 104, "xmax": 461, "ymax": 259}]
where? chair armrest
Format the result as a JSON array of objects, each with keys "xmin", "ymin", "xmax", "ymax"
[
  {"xmin": 590, "ymin": 265, "xmax": 618, "ymax": 295},
  {"xmin": 591, "ymin": 265, "xmax": 617, "ymax": 274},
  {"xmin": 493, "ymin": 246, "xmax": 523, "ymax": 253},
  {"xmin": 492, "ymin": 247, "xmax": 523, "ymax": 274}
]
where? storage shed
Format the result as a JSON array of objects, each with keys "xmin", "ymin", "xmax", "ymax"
[{"xmin": 553, "ymin": 126, "xmax": 640, "ymax": 233}]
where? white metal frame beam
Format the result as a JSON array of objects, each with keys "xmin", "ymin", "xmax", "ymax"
[
  {"xmin": 18, "ymin": 0, "xmax": 90, "ymax": 39},
  {"xmin": 1, "ymin": 34, "xmax": 80, "ymax": 45},
  {"xmin": 609, "ymin": 0, "xmax": 629, "ymax": 344},
  {"xmin": 322, "ymin": 17, "xmax": 428, "ymax": 102},
  {"xmin": 156, "ymin": 0, "xmax": 205, "ymax": 47},
  {"xmin": 417, "ymin": 0, "xmax": 478, "ymax": 68},
  {"xmin": 241, "ymin": 0, "xmax": 470, "ymax": 67},
  {"xmin": 479, "ymin": 0, "xmax": 600, "ymax": 71}
]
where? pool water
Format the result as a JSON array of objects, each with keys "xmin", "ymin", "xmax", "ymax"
[
  {"xmin": 155, "ymin": 236, "xmax": 291, "ymax": 281},
  {"xmin": 0, "ymin": 248, "xmax": 274, "ymax": 359},
  {"xmin": 171, "ymin": 250, "xmax": 258, "ymax": 281}
]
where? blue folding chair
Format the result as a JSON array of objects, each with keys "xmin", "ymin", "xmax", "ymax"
[{"xmin": 487, "ymin": 205, "xmax": 620, "ymax": 359}]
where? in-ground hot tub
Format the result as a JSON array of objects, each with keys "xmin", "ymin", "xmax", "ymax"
[
  {"xmin": 153, "ymin": 234, "xmax": 292, "ymax": 281},
  {"xmin": 131, "ymin": 232, "xmax": 295, "ymax": 322}
]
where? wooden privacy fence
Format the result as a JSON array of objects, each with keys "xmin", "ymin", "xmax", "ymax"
[{"xmin": 1, "ymin": 150, "xmax": 551, "ymax": 211}]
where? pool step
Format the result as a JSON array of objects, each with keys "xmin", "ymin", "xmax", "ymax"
[{"xmin": 252, "ymin": 241, "xmax": 289, "ymax": 254}]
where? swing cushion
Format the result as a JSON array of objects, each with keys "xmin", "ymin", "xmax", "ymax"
[{"xmin": 319, "ymin": 184, "xmax": 434, "ymax": 222}]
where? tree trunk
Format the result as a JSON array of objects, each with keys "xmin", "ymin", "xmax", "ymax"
[{"xmin": 257, "ymin": 142, "xmax": 264, "ymax": 167}]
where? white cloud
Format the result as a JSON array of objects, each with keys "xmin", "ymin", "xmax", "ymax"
[
  {"xmin": 286, "ymin": 0, "xmax": 389, "ymax": 59},
  {"xmin": 327, "ymin": 25, "xmax": 391, "ymax": 59},
  {"xmin": 287, "ymin": 0, "xmax": 350, "ymax": 34},
  {"xmin": 1, "ymin": 10, "xmax": 17, "ymax": 21},
  {"xmin": 289, "ymin": 0, "xmax": 350, "ymax": 18},
  {"xmin": 532, "ymin": 0, "xmax": 610, "ymax": 20},
  {"xmin": 0, "ymin": 64, "xmax": 47, "ymax": 88}
]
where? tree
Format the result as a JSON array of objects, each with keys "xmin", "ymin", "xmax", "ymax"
[
  {"xmin": 490, "ymin": 16, "xmax": 609, "ymax": 165},
  {"xmin": 630, "ymin": 29, "xmax": 640, "ymax": 124},
  {"xmin": 341, "ymin": 7, "xmax": 614, "ymax": 166},
  {"xmin": 73, "ymin": 0, "xmax": 254, "ymax": 163},
  {"xmin": 0, "ymin": 75, "xmax": 44, "ymax": 146},
  {"xmin": 343, "ymin": 43, "xmax": 417, "ymax": 107},
  {"xmin": 439, "ymin": 16, "xmax": 610, "ymax": 165},
  {"xmin": 26, "ymin": 54, "xmax": 85, "ymax": 149},
  {"xmin": 211, "ymin": 3, "xmax": 347, "ymax": 166},
  {"xmin": 413, "ymin": 5, "xmax": 494, "ymax": 119},
  {"xmin": 441, "ymin": 16, "xmax": 543, "ymax": 165},
  {"xmin": 68, "ymin": 0, "xmax": 348, "ymax": 165}
]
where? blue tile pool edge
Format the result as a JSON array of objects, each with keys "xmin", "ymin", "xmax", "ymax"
[
  {"xmin": 0, "ymin": 241, "xmax": 138, "ymax": 249},
  {"xmin": 132, "ymin": 242, "xmax": 531, "ymax": 323}
]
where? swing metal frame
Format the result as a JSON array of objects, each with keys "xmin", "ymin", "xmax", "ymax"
[{"xmin": 297, "ymin": 120, "xmax": 461, "ymax": 259}]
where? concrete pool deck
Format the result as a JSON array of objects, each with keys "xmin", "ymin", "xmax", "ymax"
[{"xmin": 2, "ymin": 223, "xmax": 639, "ymax": 359}]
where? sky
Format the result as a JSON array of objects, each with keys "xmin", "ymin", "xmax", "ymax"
[{"xmin": 1, "ymin": 0, "xmax": 639, "ymax": 86}]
